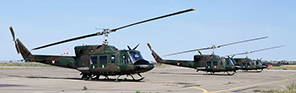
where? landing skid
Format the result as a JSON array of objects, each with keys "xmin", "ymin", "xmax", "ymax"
[
  {"xmin": 204, "ymin": 70, "xmax": 236, "ymax": 76},
  {"xmin": 115, "ymin": 73, "xmax": 145, "ymax": 81},
  {"xmin": 80, "ymin": 73, "xmax": 145, "ymax": 81}
]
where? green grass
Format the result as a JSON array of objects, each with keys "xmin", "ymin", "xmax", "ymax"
[
  {"xmin": 83, "ymin": 86, "xmax": 87, "ymax": 90},
  {"xmin": 167, "ymin": 90, "xmax": 172, "ymax": 92},
  {"xmin": 224, "ymin": 81, "xmax": 236, "ymax": 85},
  {"xmin": 253, "ymin": 83, "xmax": 296, "ymax": 93},
  {"xmin": 282, "ymin": 83, "xmax": 296, "ymax": 92},
  {"xmin": 253, "ymin": 89, "xmax": 279, "ymax": 93},
  {"xmin": 267, "ymin": 66, "xmax": 296, "ymax": 70},
  {"xmin": 136, "ymin": 90, "xmax": 140, "ymax": 93},
  {"xmin": 182, "ymin": 84, "xmax": 201, "ymax": 88}
]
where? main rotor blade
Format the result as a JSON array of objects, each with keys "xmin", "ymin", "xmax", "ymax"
[
  {"xmin": 32, "ymin": 9, "xmax": 194, "ymax": 50},
  {"xmin": 163, "ymin": 47, "xmax": 210, "ymax": 57},
  {"xmin": 9, "ymin": 26, "xmax": 15, "ymax": 40},
  {"xmin": 110, "ymin": 8, "xmax": 195, "ymax": 32},
  {"xmin": 218, "ymin": 36, "xmax": 268, "ymax": 48},
  {"xmin": 163, "ymin": 36, "xmax": 268, "ymax": 57},
  {"xmin": 229, "ymin": 52, "xmax": 246, "ymax": 56},
  {"xmin": 32, "ymin": 32, "xmax": 101, "ymax": 50},
  {"xmin": 133, "ymin": 44, "xmax": 140, "ymax": 50},
  {"xmin": 230, "ymin": 45, "xmax": 284, "ymax": 56},
  {"xmin": 250, "ymin": 45, "xmax": 284, "ymax": 53}
]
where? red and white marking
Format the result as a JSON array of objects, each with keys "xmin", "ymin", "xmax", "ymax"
[
  {"xmin": 51, "ymin": 60, "xmax": 55, "ymax": 64},
  {"xmin": 61, "ymin": 52, "xmax": 69, "ymax": 55}
]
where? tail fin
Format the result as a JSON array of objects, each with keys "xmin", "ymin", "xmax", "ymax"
[
  {"xmin": 10, "ymin": 26, "xmax": 33, "ymax": 61},
  {"xmin": 147, "ymin": 43, "xmax": 163, "ymax": 62},
  {"xmin": 16, "ymin": 39, "xmax": 32, "ymax": 61}
]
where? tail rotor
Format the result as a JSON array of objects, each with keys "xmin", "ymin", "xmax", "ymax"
[{"xmin": 10, "ymin": 26, "xmax": 20, "ymax": 54}]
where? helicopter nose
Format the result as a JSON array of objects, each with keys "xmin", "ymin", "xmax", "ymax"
[
  {"xmin": 133, "ymin": 59, "xmax": 154, "ymax": 73},
  {"xmin": 262, "ymin": 64, "xmax": 268, "ymax": 69}
]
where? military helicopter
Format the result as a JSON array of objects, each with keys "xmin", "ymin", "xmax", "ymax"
[
  {"xmin": 230, "ymin": 45, "xmax": 284, "ymax": 72},
  {"xmin": 147, "ymin": 36, "xmax": 268, "ymax": 75},
  {"xmin": 9, "ymin": 8, "xmax": 194, "ymax": 81}
]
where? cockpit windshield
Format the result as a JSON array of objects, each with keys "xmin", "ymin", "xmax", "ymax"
[
  {"xmin": 128, "ymin": 51, "xmax": 143, "ymax": 62},
  {"xmin": 231, "ymin": 59, "xmax": 237, "ymax": 64},
  {"xmin": 226, "ymin": 59, "xmax": 234, "ymax": 66},
  {"xmin": 259, "ymin": 60, "xmax": 263, "ymax": 64}
]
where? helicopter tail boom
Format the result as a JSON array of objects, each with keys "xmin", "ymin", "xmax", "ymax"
[{"xmin": 147, "ymin": 43, "xmax": 163, "ymax": 62}]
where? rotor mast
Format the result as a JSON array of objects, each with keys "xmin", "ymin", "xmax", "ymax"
[{"xmin": 102, "ymin": 29, "xmax": 111, "ymax": 45}]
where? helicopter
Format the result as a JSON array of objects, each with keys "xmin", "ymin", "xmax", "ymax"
[
  {"xmin": 230, "ymin": 45, "xmax": 284, "ymax": 72},
  {"xmin": 9, "ymin": 8, "xmax": 194, "ymax": 81},
  {"xmin": 147, "ymin": 36, "xmax": 268, "ymax": 75}
]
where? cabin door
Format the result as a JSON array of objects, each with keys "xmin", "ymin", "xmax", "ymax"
[
  {"xmin": 77, "ymin": 55, "xmax": 91, "ymax": 71},
  {"xmin": 98, "ymin": 55, "xmax": 108, "ymax": 68}
]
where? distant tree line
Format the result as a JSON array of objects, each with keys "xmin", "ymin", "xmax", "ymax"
[{"xmin": 263, "ymin": 60, "xmax": 296, "ymax": 66}]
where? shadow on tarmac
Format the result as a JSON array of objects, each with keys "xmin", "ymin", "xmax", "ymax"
[{"xmin": 7, "ymin": 75, "xmax": 145, "ymax": 82}]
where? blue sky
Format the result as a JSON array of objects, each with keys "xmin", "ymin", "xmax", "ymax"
[{"xmin": 0, "ymin": 0, "xmax": 295, "ymax": 61}]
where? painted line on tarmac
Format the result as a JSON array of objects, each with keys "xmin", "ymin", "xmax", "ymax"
[
  {"xmin": 191, "ymin": 87, "xmax": 208, "ymax": 93},
  {"xmin": 209, "ymin": 79, "xmax": 290, "ymax": 93}
]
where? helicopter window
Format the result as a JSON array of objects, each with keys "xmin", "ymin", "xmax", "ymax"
[
  {"xmin": 226, "ymin": 60, "xmax": 232, "ymax": 66},
  {"xmin": 226, "ymin": 59, "xmax": 233, "ymax": 66},
  {"xmin": 91, "ymin": 56, "xmax": 97, "ymax": 64},
  {"xmin": 99, "ymin": 56, "xmax": 107, "ymax": 64},
  {"xmin": 247, "ymin": 63, "xmax": 251, "ymax": 66},
  {"xmin": 213, "ymin": 61, "xmax": 218, "ymax": 66},
  {"xmin": 259, "ymin": 60, "xmax": 263, "ymax": 64},
  {"xmin": 256, "ymin": 61, "xmax": 261, "ymax": 65},
  {"xmin": 111, "ymin": 55, "xmax": 115, "ymax": 63},
  {"xmin": 207, "ymin": 61, "xmax": 211, "ymax": 66},
  {"xmin": 122, "ymin": 54, "xmax": 130, "ymax": 64},
  {"xmin": 128, "ymin": 51, "xmax": 143, "ymax": 62},
  {"xmin": 80, "ymin": 50, "xmax": 83, "ymax": 55}
]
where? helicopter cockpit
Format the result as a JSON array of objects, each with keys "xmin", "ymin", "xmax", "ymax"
[{"xmin": 128, "ymin": 51, "xmax": 144, "ymax": 63}]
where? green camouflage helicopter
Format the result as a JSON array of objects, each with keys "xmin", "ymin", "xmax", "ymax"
[
  {"xmin": 10, "ymin": 9, "xmax": 194, "ymax": 81},
  {"xmin": 147, "ymin": 36, "xmax": 268, "ymax": 75},
  {"xmin": 230, "ymin": 45, "xmax": 284, "ymax": 72}
]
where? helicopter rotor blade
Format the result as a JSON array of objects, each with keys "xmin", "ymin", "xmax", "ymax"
[
  {"xmin": 110, "ymin": 8, "xmax": 195, "ymax": 32},
  {"xmin": 163, "ymin": 47, "xmax": 210, "ymax": 57},
  {"xmin": 133, "ymin": 44, "xmax": 140, "ymax": 50},
  {"xmin": 32, "ymin": 32, "xmax": 102, "ymax": 50},
  {"xmin": 230, "ymin": 45, "xmax": 284, "ymax": 56},
  {"xmin": 127, "ymin": 46, "xmax": 132, "ymax": 50},
  {"xmin": 249, "ymin": 45, "xmax": 284, "ymax": 53},
  {"xmin": 32, "ymin": 9, "xmax": 194, "ymax": 50},
  {"xmin": 217, "ymin": 36, "xmax": 268, "ymax": 48},
  {"xmin": 9, "ymin": 26, "xmax": 21, "ymax": 54},
  {"xmin": 163, "ymin": 36, "xmax": 268, "ymax": 57},
  {"xmin": 10, "ymin": 26, "xmax": 15, "ymax": 41},
  {"xmin": 230, "ymin": 52, "xmax": 247, "ymax": 56}
]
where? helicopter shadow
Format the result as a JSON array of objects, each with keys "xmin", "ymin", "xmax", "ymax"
[
  {"xmin": 90, "ymin": 78, "xmax": 145, "ymax": 82},
  {"xmin": 8, "ymin": 75, "xmax": 81, "ymax": 80},
  {"xmin": 151, "ymin": 72, "xmax": 235, "ymax": 76},
  {"xmin": 237, "ymin": 70, "xmax": 263, "ymax": 73},
  {"xmin": 7, "ymin": 75, "xmax": 144, "ymax": 82}
]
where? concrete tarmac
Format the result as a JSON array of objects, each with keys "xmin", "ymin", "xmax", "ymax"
[{"xmin": 0, "ymin": 66, "xmax": 295, "ymax": 93}]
